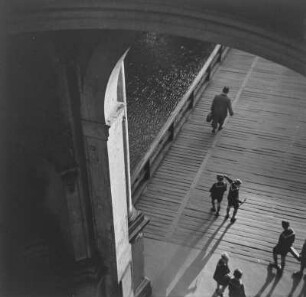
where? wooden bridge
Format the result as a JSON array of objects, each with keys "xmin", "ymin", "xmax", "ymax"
[{"xmin": 135, "ymin": 48, "xmax": 306, "ymax": 278}]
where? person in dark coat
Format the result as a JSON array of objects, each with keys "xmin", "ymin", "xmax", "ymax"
[
  {"xmin": 210, "ymin": 174, "xmax": 227, "ymax": 217},
  {"xmin": 224, "ymin": 175, "xmax": 243, "ymax": 223},
  {"xmin": 272, "ymin": 220, "xmax": 295, "ymax": 271},
  {"xmin": 213, "ymin": 252, "xmax": 230, "ymax": 297},
  {"xmin": 293, "ymin": 239, "xmax": 306, "ymax": 277},
  {"xmin": 210, "ymin": 86, "xmax": 234, "ymax": 133},
  {"xmin": 228, "ymin": 269, "xmax": 246, "ymax": 297}
]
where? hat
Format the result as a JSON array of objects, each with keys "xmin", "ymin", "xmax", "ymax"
[
  {"xmin": 234, "ymin": 179, "xmax": 242, "ymax": 185},
  {"xmin": 282, "ymin": 220, "xmax": 290, "ymax": 228},
  {"xmin": 217, "ymin": 174, "xmax": 224, "ymax": 181},
  {"xmin": 221, "ymin": 252, "xmax": 229, "ymax": 261},
  {"xmin": 223, "ymin": 86, "xmax": 229, "ymax": 94},
  {"xmin": 233, "ymin": 269, "xmax": 243, "ymax": 279}
]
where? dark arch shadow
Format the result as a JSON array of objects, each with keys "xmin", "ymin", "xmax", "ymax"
[
  {"xmin": 167, "ymin": 219, "xmax": 232, "ymax": 297},
  {"xmin": 10, "ymin": 4, "xmax": 306, "ymax": 77},
  {"xmin": 254, "ymin": 264, "xmax": 277, "ymax": 297}
]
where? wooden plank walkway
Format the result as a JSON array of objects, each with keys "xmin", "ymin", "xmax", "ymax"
[{"xmin": 135, "ymin": 49, "xmax": 306, "ymax": 271}]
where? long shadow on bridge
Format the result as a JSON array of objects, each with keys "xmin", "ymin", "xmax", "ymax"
[
  {"xmin": 153, "ymin": 212, "xmax": 217, "ymax": 295},
  {"xmin": 165, "ymin": 219, "xmax": 232, "ymax": 297}
]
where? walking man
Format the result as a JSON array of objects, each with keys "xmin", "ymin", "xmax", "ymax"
[
  {"xmin": 209, "ymin": 174, "xmax": 227, "ymax": 217},
  {"xmin": 224, "ymin": 175, "xmax": 244, "ymax": 223},
  {"xmin": 272, "ymin": 220, "xmax": 295, "ymax": 272},
  {"xmin": 210, "ymin": 86, "xmax": 234, "ymax": 133}
]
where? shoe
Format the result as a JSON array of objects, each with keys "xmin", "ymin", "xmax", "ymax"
[
  {"xmin": 269, "ymin": 262, "xmax": 277, "ymax": 268},
  {"xmin": 276, "ymin": 264, "xmax": 282, "ymax": 271},
  {"xmin": 211, "ymin": 207, "xmax": 216, "ymax": 212},
  {"xmin": 212, "ymin": 129, "xmax": 216, "ymax": 134},
  {"xmin": 230, "ymin": 217, "xmax": 236, "ymax": 223},
  {"xmin": 269, "ymin": 262, "xmax": 278, "ymax": 268},
  {"xmin": 215, "ymin": 289, "xmax": 223, "ymax": 297},
  {"xmin": 270, "ymin": 263, "xmax": 282, "ymax": 271},
  {"xmin": 293, "ymin": 271, "xmax": 303, "ymax": 277},
  {"xmin": 215, "ymin": 212, "xmax": 219, "ymax": 217},
  {"xmin": 225, "ymin": 214, "xmax": 229, "ymax": 219},
  {"xmin": 218, "ymin": 126, "xmax": 223, "ymax": 131}
]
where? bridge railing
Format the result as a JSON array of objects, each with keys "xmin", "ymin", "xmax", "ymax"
[{"xmin": 131, "ymin": 44, "xmax": 230, "ymax": 203}]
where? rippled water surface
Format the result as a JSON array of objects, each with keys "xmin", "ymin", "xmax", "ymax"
[{"xmin": 126, "ymin": 33, "xmax": 214, "ymax": 171}]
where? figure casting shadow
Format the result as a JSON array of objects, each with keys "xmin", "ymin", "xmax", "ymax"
[
  {"xmin": 254, "ymin": 264, "xmax": 277, "ymax": 297},
  {"xmin": 288, "ymin": 273, "xmax": 303, "ymax": 297},
  {"xmin": 167, "ymin": 219, "xmax": 232, "ymax": 297}
]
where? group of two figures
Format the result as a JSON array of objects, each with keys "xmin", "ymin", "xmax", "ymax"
[
  {"xmin": 213, "ymin": 252, "xmax": 246, "ymax": 297},
  {"xmin": 209, "ymin": 174, "xmax": 245, "ymax": 223}
]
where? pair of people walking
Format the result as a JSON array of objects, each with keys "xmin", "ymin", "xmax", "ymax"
[
  {"xmin": 213, "ymin": 252, "xmax": 246, "ymax": 297},
  {"xmin": 209, "ymin": 174, "xmax": 244, "ymax": 223}
]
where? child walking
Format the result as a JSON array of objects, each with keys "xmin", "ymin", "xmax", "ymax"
[
  {"xmin": 213, "ymin": 252, "xmax": 231, "ymax": 296},
  {"xmin": 228, "ymin": 269, "xmax": 246, "ymax": 297}
]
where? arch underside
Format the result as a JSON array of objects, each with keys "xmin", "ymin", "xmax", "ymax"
[{"xmin": 8, "ymin": 3, "xmax": 306, "ymax": 76}]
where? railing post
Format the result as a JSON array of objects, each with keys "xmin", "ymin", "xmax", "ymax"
[
  {"xmin": 206, "ymin": 65, "xmax": 211, "ymax": 82},
  {"xmin": 217, "ymin": 46, "xmax": 223, "ymax": 63},
  {"xmin": 188, "ymin": 91, "xmax": 194, "ymax": 110},
  {"xmin": 169, "ymin": 122, "xmax": 175, "ymax": 141},
  {"xmin": 144, "ymin": 160, "xmax": 150, "ymax": 180}
]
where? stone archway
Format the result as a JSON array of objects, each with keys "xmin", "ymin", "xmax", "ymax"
[
  {"xmin": 104, "ymin": 50, "xmax": 134, "ymax": 295},
  {"xmin": 7, "ymin": 1, "xmax": 306, "ymax": 76},
  {"xmin": 104, "ymin": 48, "xmax": 151, "ymax": 297}
]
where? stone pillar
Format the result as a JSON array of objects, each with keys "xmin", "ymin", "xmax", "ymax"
[
  {"xmin": 129, "ymin": 213, "xmax": 151, "ymax": 297},
  {"xmin": 79, "ymin": 32, "xmax": 138, "ymax": 297},
  {"xmin": 110, "ymin": 55, "xmax": 152, "ymax": 297},
  {"xmin": 117, "ymin": 63, "xmax": 137, "ymax": 221},
  {"xmin": 56, "ymin": 60, "xmax": 93, "ymax": 262},
  {"xmin": 104, "ymin": 57, "xmax": 134, "ymax": 297},
  {"xmin": 55, "ymin": 58, "xmax": 106, "ymax": 296},
  {"xmin": 79, "ymin": 30, "xmax": 151, "ymax": 297}
]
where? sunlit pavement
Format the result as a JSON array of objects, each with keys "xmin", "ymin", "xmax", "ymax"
[{"xmin": 145, "ymin": 238, "xmax": 306, "ymax": 297}]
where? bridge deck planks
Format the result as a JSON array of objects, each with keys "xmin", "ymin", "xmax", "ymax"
[{"xmin": 136, "ymin": 49, "xmax": 306, "ymax": 271}]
